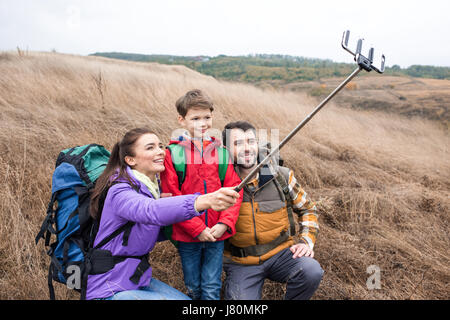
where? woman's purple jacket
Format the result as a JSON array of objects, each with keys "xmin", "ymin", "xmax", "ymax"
[{"xmin": 86, "ymin": 167, "xmax": 202, "ymax": 300}]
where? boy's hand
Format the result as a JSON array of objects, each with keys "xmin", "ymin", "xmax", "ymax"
[
  {"xmin": 197, "ymin": 227, "xmax": 216, "ymax": 242},
  {"xmin": 210, "ymin": 223, "xmax": 228, "ymax": 239}
]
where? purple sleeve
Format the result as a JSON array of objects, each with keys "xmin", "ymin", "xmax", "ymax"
[{"xmin": 109, "ymin": 184, "xmax": 202, "ymax": 226}]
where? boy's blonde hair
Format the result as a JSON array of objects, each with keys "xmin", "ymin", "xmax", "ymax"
[{"xmin": 176, "ymin": 89, "xmax": 214, "ymax": 117}]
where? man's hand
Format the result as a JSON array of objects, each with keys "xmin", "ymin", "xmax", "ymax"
[
  {"xmin": 197, "ymin": 227, "xmax": 216, "ymax": 242},
  {"xmin": 210, "ymin": 223, "xmax": 228, "ymax": 239},
  {"xmin": 290, "ymin": 242, "xmax": 314, "ymax": 259}
]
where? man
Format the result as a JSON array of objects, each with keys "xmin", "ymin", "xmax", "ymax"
[{"xmin": 221, "ymin": 121, "xmax": 323, "ymax": 300}]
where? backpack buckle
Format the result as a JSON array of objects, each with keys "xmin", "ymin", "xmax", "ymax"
[{"xmin": 230, "ymin": 246, "xmax": 248, "ymax": 258}]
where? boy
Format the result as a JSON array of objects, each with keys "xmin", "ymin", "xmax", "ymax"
[{"xmin": 160, "ymin": 89, "xmax": 243, "ymax": 300}]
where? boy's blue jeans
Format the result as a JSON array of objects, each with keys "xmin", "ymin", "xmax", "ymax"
[{"xmin": 177, "ymin": 241, "xmax": 224, "ymax": 300}]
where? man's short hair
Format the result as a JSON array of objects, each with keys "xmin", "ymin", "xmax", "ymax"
[
  {"xmin": 175, "ymin": 89, "xmax": 214, "ymax": 118},
  {"xmin": 222, "ymin": 121, "xmax": 256, "ymax": 149}
]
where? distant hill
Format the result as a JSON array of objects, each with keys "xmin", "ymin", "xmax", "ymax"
[{"xmin": 90, "ymin": 52, "xmax": 450, "ymax": 82}]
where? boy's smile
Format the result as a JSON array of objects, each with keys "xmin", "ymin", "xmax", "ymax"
[{"xmin": 178, "ymin": 107, "xmax": 213, "ymax": 139}]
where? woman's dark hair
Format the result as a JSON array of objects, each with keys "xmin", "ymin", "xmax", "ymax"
[
  {"xmin": 90, "ymin": 127, "xmax": 155, "ymax": 220},
  {"xmin": 222, "ymin": 121, "xmax": 256, "ymax": 149}
]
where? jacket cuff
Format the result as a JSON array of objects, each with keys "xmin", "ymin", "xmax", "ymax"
[
  {"xmin": 217, "ymin": 222, "xmax": 232, "ymax": 234},
  {"xmin": 190, "ymin": 193, "xmax": 205, "ymax": 217},
  {"xmin": 194, "ymin": 226, "xmax": 207, "ymax": 239},
  {"xmin": 300, "ymin": 237, "xmax": 314, "ymax": 250}
]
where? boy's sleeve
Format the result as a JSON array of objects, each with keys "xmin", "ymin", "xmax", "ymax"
[
  {"xmin": 160, "ymin": 148, "xmax": 207, "ymax": 238},
  {"xmin": 288, "ymin": 169, "xmax": 319, "ymax": 250},
  {"xmin": 216, "ymin": 157, "xmax": 243, "ymax": 234}
]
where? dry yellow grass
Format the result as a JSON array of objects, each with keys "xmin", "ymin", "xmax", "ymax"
[{"xmin": 0, "ymin": 51, "xmax": 449, "ymax": 300}]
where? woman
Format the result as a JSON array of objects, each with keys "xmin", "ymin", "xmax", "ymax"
[{"xmin": 86, "ymin": 127, "xmax": 240, "ymax": 300}]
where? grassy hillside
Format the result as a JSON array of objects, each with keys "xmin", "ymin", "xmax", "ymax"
[
  {"xmin": 91, "ymin": 52, "xmax": 450, "ymax": 129},
  {"xmin": 0, "ymin": 51, "xmax": 449, "ymax": 300}
]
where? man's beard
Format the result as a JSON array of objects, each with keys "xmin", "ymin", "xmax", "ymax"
[{"xmin": 236, "ymin": 151, "xmax": 257, "ymax": 169}]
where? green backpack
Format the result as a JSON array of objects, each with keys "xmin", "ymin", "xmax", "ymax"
[{"xmin": 162, "ymin": 144, "xmax": 230, "ymax": 246}]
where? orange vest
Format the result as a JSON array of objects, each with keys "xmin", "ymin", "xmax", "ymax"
[{"xmin": 224, "ymin": 166, "xmax": 296, "ymax": 265}]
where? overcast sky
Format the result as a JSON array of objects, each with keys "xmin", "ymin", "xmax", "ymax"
[{"xmin": 1, "ymin": 0, "xmax": 449, "ymax": 68}]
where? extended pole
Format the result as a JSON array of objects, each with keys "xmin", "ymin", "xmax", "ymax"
[{"xmin": 234, "ymin": 66, "xmax": 362, "ymax": 192}]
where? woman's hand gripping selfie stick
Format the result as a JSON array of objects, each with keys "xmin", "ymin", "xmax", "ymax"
[{"xmin": 234, "ymin": 30, "xmax": 385, "ymax": 193}]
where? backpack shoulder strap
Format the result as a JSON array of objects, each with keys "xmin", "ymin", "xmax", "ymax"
[
  {"xmin": 93, "ymin": 221, "xmax": 136, "ymax": 249},
  {"xmin": 167, "ymin": 144, "xmax": 186, "ymax": 189},
  {"xmin": 217, "ymin": 146, "xmax": 229, "ymax": 186},
  {"xmin": 274, "ymin": 167, "xmax": 296, "ymax": 237},
  {"xmin": 167, "ymin": 144, "xmax": 229, "ymax": 188}
]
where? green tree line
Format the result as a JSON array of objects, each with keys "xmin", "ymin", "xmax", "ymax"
[{"xmin": 90, "ymin": 52, "xmax": 450, "ymax": 82}]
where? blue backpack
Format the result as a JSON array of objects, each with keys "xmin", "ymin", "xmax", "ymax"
[{"xmin": 35, "ymin": 144, "xmax": 150, "ymax": 299}]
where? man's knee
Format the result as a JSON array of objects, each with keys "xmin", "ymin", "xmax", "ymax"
[
  {"xmin": 295, "ymin": 257, "xmax": 323, "ymax": 286},
  {"xmin": 286, "ymin": 257, "xmax": 323, "ymax": 299}
]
